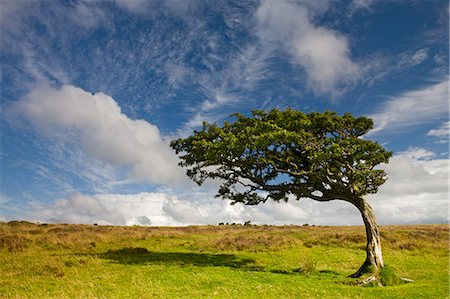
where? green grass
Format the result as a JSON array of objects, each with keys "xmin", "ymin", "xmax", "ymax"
[{"xmin": 0, "ymin": 222, "xmax": 448, "ymax": 298}]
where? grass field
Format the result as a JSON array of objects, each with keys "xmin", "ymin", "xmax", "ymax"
[{"xmin": 0, "ymin": 222, "xmax": 448, "ymax": 298}]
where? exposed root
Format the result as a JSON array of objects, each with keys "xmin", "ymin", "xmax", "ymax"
[
  {"xmin": 358, "ymin": 276, "xmax": 382, "ymax": 287},
  {"xmin": 400, "ymin": 277, "xmax": 415, "ymax": 283},
  {"xmin": 349, "ymin": 259, "xmax": 373, "ymax": 278}
]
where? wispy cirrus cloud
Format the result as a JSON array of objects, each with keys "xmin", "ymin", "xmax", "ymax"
[
  {"xmin": 427, "ymin": 121, "xmax": 449, "ymax": 141},
  {"xmin": 427, "ymin": 122, "xmax": 450, "ymax": 145},
  {"xmin": 113, "ymin": 0, "xmax": 150, "ymax": 13},
  {"xmin": 368, "ymin": 80, "xmax": 449, "ymax": 135},
  {"xmin": 361, "ymin": 48, "xmax": 432, "ymax": 87},
  {"xmin": 69, "ymin": 2, "xmax": 108, "ymax": 29},
  {"xmin": 351, "ymin": 0, "xmax": 375, "ymax": 10},
  {"xmin": 179, "ymin": 0, "xmax": 362, "ymax": 133}
]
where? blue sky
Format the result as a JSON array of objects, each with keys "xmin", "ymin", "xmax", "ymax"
[{"xmin": 0, "ymin": 0, "xmax": 448, "ymax": 226}]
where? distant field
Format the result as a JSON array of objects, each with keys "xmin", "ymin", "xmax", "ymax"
[{"xmin": 0, "ymin": 222, "xmax": 448, "ymax": 298}]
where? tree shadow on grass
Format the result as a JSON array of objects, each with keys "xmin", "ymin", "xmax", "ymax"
[
  {"xmin": 99, "ymin": 247, "xmax": 262, "ymax": 271},
  {"xmin": 99, "ymin": 247, "xmax": 345, "ymax": 279}
]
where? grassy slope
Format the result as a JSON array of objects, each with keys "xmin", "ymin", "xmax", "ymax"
[{"xmin": 0, "ymin": 222, "xmax": 448, "ymax": 298}]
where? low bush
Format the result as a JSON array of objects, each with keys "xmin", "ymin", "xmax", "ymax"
[{"xmin": 379, "ymin": 265, "xmax": 402, "ymax": 286}]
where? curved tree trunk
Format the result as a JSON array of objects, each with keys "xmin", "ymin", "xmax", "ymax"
[{"xmin": 349, "ymin": 197, "xmax": 384, "ymax": 278}]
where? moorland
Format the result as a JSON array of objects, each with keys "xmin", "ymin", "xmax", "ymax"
[{"xmin": 0, "ymin": 221, "xmax": 448, "ymax": 298}]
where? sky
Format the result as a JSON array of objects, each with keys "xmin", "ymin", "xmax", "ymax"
[{"xmin": 0, "ymin": 0, "xmax": 448, "ymax": 226}]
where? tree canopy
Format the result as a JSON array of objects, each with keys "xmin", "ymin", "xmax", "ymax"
[{"xmin": 171, "ymin": 109, "xmax": 392, "ymax": 205}]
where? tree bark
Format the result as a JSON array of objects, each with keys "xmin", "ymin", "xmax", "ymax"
[{"xmin": 349, "ymin": 197, "xmax": 384, "ymax": 278}]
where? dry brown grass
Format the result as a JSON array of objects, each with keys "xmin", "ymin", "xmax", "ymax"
[
  {"xmin": 380, "ymin": 224, "xmax": 449, "ymax": 251},
  {"xmin": 213, "ymin": 234, "xmax": 295, "ymax": 252},
  {"xmin": 0, "ymin": 221, "xmax": 448, "ymax": 254}
]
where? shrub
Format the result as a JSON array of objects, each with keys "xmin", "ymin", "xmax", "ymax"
[{"xmin": 379, "ymin": 265, "xmax": 402, "ymax": 286}]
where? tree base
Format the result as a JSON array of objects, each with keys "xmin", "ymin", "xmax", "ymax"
[
  {"xmin": 351, "ymin": 264, "xmax": 411, "ymax": 287},
  {"xmin": 358, "ymin": 276, "xmax": 383, "ymax": 287},
  {"xmin": 349, "ymin": 259, "xmax": 377, "ymax": 278}
]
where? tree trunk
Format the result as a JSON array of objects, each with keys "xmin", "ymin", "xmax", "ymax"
[{"xmin": 349, "ymin": 197, "xmax": 384, "ymax": 278}]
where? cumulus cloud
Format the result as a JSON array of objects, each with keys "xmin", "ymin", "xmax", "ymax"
[
  {"xmin": 369, "ymin": 80, "xmax": 449, "ymax": 135},
  {"xmin": 20, "ymin": 191, "xmax": 313, "ymax": 226},
  {"xmin": 254, "ymin": 0, "xmax": 360, "ymax": 95},
  {"xmin": 13, "ymin": 84, "xmax": 184, "ymax": 186},
  {"xmin": 377, "ymin": 151, "xmax": 448, "ymax": 196},
  {"xmin": 163, "ymin": 195, "xmax": 312, "ymax": 226},
  {"xmin": 25, "ymin": 192, "xmax": 172, "ymax": 226},
  {"xmin": 28, "ymin": 193, "xmax": 126, "ymax": 225},
  {"xmin": 163, "ymin": 198, "xmax": 205, "ymax": 224},
  {"xmin": 293, "ymin": 27, "xmax": 360, "ymax": 94},
  {"xmin": 369, "ymin": 150, "xmax": 449, "ymax": 224},
  {"xmin": 95, "ymin": 193, "xmax": 175, "ymax": 226},
  {"xmin": 280, "ymin": 150, "xmax": 449, "ymax": 225},
  {"xmin": 18, "ymin": 147, "xmax": 450, "ymax": 226}
]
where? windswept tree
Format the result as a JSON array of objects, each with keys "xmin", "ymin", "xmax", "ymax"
[{"xmin": 171, "ymin": 109, "xmax": 392, "ymax": 279}]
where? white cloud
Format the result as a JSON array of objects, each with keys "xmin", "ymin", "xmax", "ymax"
[
  {"xmin": 178, "ymin": 41, "xmax": 278, "ymax": 134},
  {"xmin": 410, "ymin": 48, "xmax": 429, "ymax": 65},
  {"xmin": 163, "ymin": 0, "xmax": 197, "ymax": 16},
  {"xmin": 164, "ymin": 62, "xmax": 188, "ymax": 86},
  {"xmin": 433, "ymin": 52, "xmax": 446, "ymax": 66},
  {"xmin": 395, "ymin": 48, "xmax": 430, "ymax": 70},
  {"xmin": 369, "ymin": 151, "xmax": 449, "ymax": 224},
  {"xmin": 20, "ymin": 190, "xmax": 313, "ymax": 226},
  {"xmin": 95, "ymin": 193, "xmax": 176, "ymax": 226},
  {"xmin": 254, "ymin": 0, "xmax": 360, "ymax": 96},
  {"xmin": 351, "ymin": 0, "xmax": 375, "ymax": 10},
  {"xmin": 114, "ymin": 0, "xmax": 195, "ymax": 15},
  {"xmin": 69, "ymin": 2, "xmax": 107, "ymax": 29},
  {"xmin": 361, "ymin": 48, "xmax": 433, "ymax": 88},
  {"xmin": 28, "ymin": 193, "xmax": 126, "ymax": 225},
  {"xmin": 0, "ymin": 0, "xmax": 26, "ymax": 31},
  {"xmin": 376, "ymin": 153, "xmax": 448, "ymax": 196},
  {"xmin": 24, "ymin": 192, "xmax": 172, "ymax": 226},
  {"xmin": 429, "ymin": 122, "xmax": 450, "ymax": 136},
  {"xmin": 427, "ymin": 121, "xmax": 449, "ymax": 142},
  {"xmin": 369, "ymin": 80, "xmax": 449, "ymax": 134},
  {"xmin": 13, "ymin": 84, "xmax": 184, "ymax": 186},
  {"xmin": 18, "ymin": 148, "xmax": 449, "ymax": 226},
  {"xmin": 399, "ymin": 146, "xmax": 435, "ymax": 160},
  {"xmin": 163, "ymin": 198, "xmax": 205, "ymax": 224},
  {"xmin": 113, "ymin": 0, "xmax": 150, "ymax": 13},
  {"xmin": 293, "ymin": 27, "xmax": 360, "ymax": 95},
  {"xmin": 161, "ymin": 194, "xmax": 312, "ymax": 226}
]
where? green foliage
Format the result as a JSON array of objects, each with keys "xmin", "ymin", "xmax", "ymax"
[
  {"xmin": 379, "ymin": 265, "xmax": 402, "ymax": 286},
  {"xmin": 171, "ymin": 109, "xmax": 392, "ymax": 205}
]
